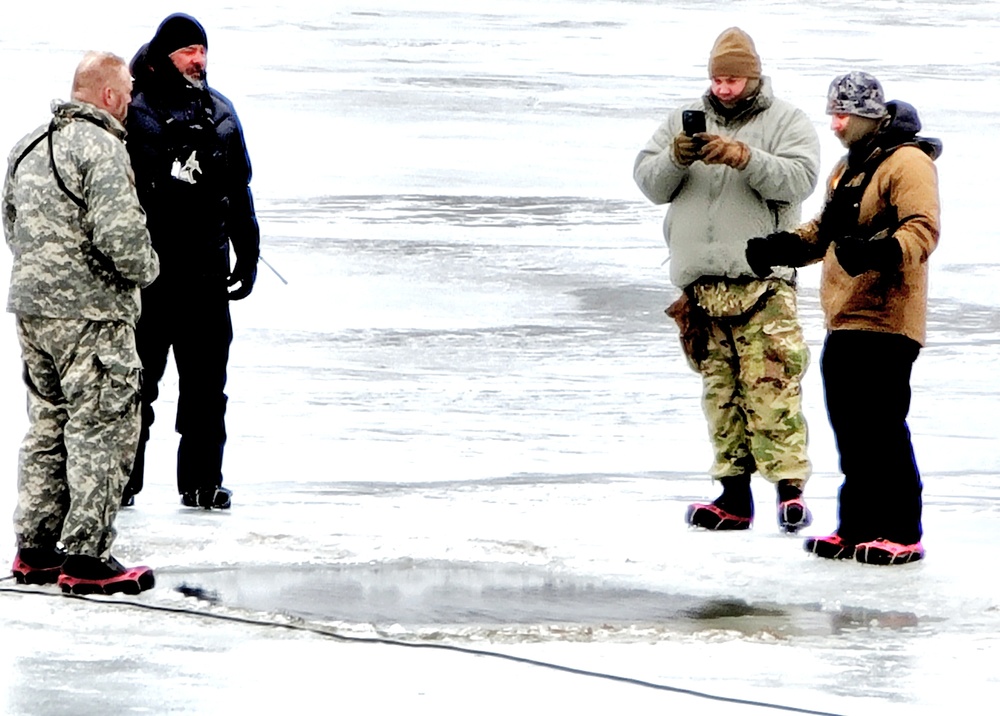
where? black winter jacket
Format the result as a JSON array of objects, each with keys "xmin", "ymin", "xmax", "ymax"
[{"xmin": 126, "ymin": 44, "xmax": 259, "ymax": 284}]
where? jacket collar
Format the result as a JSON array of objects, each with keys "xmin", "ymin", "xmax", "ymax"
[
  {"xmin": 50, "ymin": 99, "xmax": 126, "ymax": 140},
  {"xmin": 704, "ymin": 75, "xmax": 773, "ymax": 126}
]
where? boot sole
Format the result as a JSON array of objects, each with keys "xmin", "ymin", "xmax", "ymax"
[
  {"xmin": 58, "ymin": 571, "xmax": 156, "ymax": 596},
  {"xmin": 13, "ymin": 569, "xmax": 62, "ymax": 586}
]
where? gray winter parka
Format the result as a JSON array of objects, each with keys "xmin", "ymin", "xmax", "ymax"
[{"xmin": 634, "ymin": 77, "xmax": 820, "ymax": 289}]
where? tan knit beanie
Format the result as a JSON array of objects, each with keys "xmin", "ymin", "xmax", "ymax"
[{"xmin": 709, "ymin": 27, "xmax": 761, "ymax": 79}]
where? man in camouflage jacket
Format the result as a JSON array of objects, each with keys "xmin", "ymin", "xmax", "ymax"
[
  {"xmin": 634, "ymin": 28, "xmax": 820, "ymax": 534},
  {"xmin": 4, "ymin": 51, "xmax": 160, "ymax": 594}
]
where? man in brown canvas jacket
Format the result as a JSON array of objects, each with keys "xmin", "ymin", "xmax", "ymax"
[{"xmin": 746, "ymin": 71, "xmax": 941, "ymax": 565}]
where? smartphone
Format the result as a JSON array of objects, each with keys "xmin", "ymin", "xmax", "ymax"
[{"xmin": 682, "ymin": 109, "xmax": 707, "ymax": 137}]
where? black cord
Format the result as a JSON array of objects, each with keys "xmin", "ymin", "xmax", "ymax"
[{"xmin": 0, "ymin": 582, "xmax": 845, "ymax": 716}]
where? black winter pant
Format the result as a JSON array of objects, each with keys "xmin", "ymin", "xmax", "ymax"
[
  {"xmin": 821, "ymin": 330, "xmax": 923, "ymax": 545},
  {"xmin": 125, "ymin": 281, "xmax": 232, "ymax": 497}
]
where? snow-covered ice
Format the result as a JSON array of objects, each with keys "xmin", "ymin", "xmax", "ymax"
[{"xmin": 1, "ymin": 1, "xmax": 999, "ymax": 714}]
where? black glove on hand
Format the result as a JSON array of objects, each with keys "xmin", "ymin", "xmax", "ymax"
[
  {"xmin": 745, "ymin": 231, "xmax": 804, "ymax": 278},
  {"xmin": 835, "ymin": 236, "xmax": 903, "ymax": 277},
  {"xmin": 227, "ymin": 258, "xmax": 258, "ymax": 301}
]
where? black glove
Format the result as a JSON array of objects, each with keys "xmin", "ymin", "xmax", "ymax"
[
  {"xmin": 745, "ymin": 231, "xmax": 804, "ymax": 278},
  {"xmin": 227, "ymin": 257, "xmax": 258, "ymax": 301},
  {"xmin": 835, "ymin": 236, "xmax": 902, "ymax": 277}
]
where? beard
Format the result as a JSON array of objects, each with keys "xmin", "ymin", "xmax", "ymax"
[
  {"xmin": 837, "ymin": 116, "xmax": 882, "ymax": 148},
  {"xmin": 182, "ymin": 67, "xmax": 206, "ymax": 89}
]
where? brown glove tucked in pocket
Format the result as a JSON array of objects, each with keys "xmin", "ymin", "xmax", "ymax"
[{"xmin": 665, "ymin": 291, "xmax": 710, "ymax": 366}]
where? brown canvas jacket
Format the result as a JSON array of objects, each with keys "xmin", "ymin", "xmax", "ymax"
[{"xmin": 797, "ymin": 139, "xmax": 940, "ymax": 345}]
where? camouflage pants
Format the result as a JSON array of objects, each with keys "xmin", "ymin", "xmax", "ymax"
[
  {"xmin": 13, "ymin": 316, "xmax": 142, "ymax": 559},
  {"xmin": 687, "ymin": 281, "xmax": 811, "ymax": 484}
]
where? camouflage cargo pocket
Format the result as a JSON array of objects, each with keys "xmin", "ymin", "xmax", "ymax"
[
  {"xmin": 93, "ymin": 324, "xmax": 141, "ymax": 418},
  {"xmin": 754, "ymin": 283, "xmax": 810, "ymax": 381},
  {"xmin": 94, "ymin": 358, "xmax": 140, "ymax": 417}
]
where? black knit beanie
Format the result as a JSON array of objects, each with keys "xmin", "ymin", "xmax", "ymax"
[{"xmin": 149, "ymin": 13, "xmax": 208, "ymax": 58}]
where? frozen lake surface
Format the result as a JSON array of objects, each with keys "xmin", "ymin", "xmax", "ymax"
[{"xmin": 1, "ymin": 1, "xmax": 999, "ymax": 714}]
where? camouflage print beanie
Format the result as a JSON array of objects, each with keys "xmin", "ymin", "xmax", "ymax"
[
  {"xmin": 826, "ymin": 72, "xmax": 888, "ymax": 119},
  {"xmin": 708, "ymin": 27, "xmax": 761, "ymax": 79}
]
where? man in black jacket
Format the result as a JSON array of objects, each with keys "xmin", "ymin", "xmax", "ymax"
[{"xmin": 122, "ymin": 13, "xmax": 260, "ymax": 510}]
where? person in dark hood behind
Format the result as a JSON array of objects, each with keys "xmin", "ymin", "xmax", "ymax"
[
  {"xmin": 746, "ymin": 72, "xmax": 942, "ymax": 565},
  {"xmin": 122, "ymin": 13, "xmax": 260, "ymax": 510}
]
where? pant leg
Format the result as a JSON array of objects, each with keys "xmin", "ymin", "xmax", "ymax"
[
  {"xmin": 735, "ymin": 283, "xmax": 811, "ymax": 485},
  {"xmin": 821, "ymin": 330, "xmax": 922, "ymax": 544},
  {"xmin": 125, "ymin": 286, "xmax": 173, "ymax": 497},
  {"xmin": 699, "ymin": 320, "xmax": 755, "ymax": 479},
  {"xmin": 172, "ymin": 294, "xmax": 232, "ymax": 494},
  {"xmin": 13, "ymin": 317, "xmax": 70, "ymax": 551},
  {"xmin": 16, "ymin": 318, "xmax": 142, "ymax": 559}
]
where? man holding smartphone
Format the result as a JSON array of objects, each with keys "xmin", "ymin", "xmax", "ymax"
[{"xmin": 633, "ymin": 27, "xmax": 821, "ymax": 534}]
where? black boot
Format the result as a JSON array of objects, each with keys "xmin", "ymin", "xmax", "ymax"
[
  {"xmin": 12, "ymin": 547, "xmax": 66, "ymax": 585},
  {"xmin": 686, "ymin": 474, "xmax": 753, "ymax": 530},
  {"xmin": 776, "ymin": 480, "xmax": 813, "ymax": 534},
  {"xmin": 181, "ymin": 486, "xmax": 232, "ymax": 510},
  {"xmin": 58, "ymin": 555, "xmax": 155, "ymax": 595}
]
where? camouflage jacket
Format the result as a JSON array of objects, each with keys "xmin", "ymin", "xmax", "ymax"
[{"xmin": 3, "ymin": 100, "xmax": 159, "ymax": 324}]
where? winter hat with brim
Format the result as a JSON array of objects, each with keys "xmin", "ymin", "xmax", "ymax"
[
  {"xmin": 149, "ymin": 13, "xmax": 208, "ymax": 58},
  {"xmin": 708, "ymin": 27, "xmax": 761, "ymax": 79},
  {"xmin": 827, "ymin": 71, "xmax": 888, "ymax": 119}
]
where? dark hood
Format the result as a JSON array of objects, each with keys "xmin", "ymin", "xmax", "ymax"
[
  {"xmin": 885, "ymin": 100, "xmax": 943, "ymax": 160},
  {"xmin": 884, "ymin": 100, "xmax": 922, "ymax": 135},
  {"xmin": 849, "ymin": 100, "xmax": 943, "ymax": 167}
]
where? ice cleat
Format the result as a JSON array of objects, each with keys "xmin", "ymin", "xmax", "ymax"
[
  {"xmin": 685, "ymin": 502, "xmax": 753, "ymax": 531},
  {"xmin": 778, "ymin": 498, "xmax": 812, "ymax": 533},
  {"xmin": 57, "ymin": 555, "xmax": 155, "ymax": 596},
  {"xmin": 686, "ymin": 474, "xmax": 753, "ymax": 531},
  {"xmin": 854, "ymin": 539, "xmax": 925, "ymax": 566},
  {"xmin": 181, "ymin": 486, "xmax": 232, "ymax": 510},
  {"xmin": 11, "ymin": 548, "xmax": 66, "ymax": 585},
  {"xmin": 776, "ymin": 480, "xmax": 812, "ymax": 534},
  {"xmin": 803, "ymin": 534, "xmax": 856, "ymax": 560}
]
